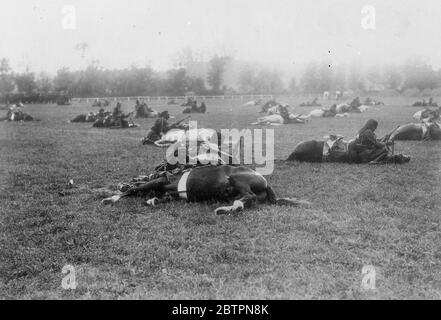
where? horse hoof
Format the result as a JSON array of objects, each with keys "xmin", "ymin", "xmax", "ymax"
[
  {"xmin": 101, "ymin": 195, "xmax": 120, "ymax": 205},
  {"xmin": 215, "ymin": 207, "xmax": 230, "ymax": 215},
  {"xmin": 117, "ymin": 183, "xmax": 132, "ymax": 192},
  {"xmin": 145, "ymin": 197, "xmax": 158, "ymax": 206},
  {"xmin": 101, "ymin": 198, "xmax": 113, "ymax": 205}
]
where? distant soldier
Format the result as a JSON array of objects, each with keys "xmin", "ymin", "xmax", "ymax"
[
  {"xmin": 143, "ymin": 111, "xmax": 189, "ymax": 144},
  {"xmin": 97, "ymin": 108, "xmax": 106, "ymax": 119},
  {"xmin": 112, "ymin": 102, "xmax": 132, "ymax": 127},
  {"xmin": 191, "ymin": 100, "xmax": 198, "ymax": 112},
  {"xmin": 199, "ymin": 102, "xmax": 207, "ymax": 113},
  {"xmin": 349, "ymin": 96, "xmax": 361, "ymax": 109},
  {"xmin": 144, "ymin": 111, "xmax": 172, "ymax": 142}
]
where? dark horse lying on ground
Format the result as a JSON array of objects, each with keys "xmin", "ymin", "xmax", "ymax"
[
  {"xmin": 286, "ymin": 137, "xmax": 410, "ymax": 164},
  {"xmin": 101, "ymin": 165, "xmax": 310, "ymax": 215},
  {"xmin": 183, "ymin": 102, "xmax": 206, "ymax": 114}
]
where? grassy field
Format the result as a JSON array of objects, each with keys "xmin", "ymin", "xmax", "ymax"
[{"xmin": 0, "ymin": 96, "xmax": 440, "ymax": 299}]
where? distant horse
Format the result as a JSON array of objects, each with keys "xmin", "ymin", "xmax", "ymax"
[
  {"xmin": 101, "ymin": 165, "xmax": 310, "ymax": 215},
  {"xmin": 412, "ymin": 98, "xmax": 438, "ymax": 108},
  {"xmin": 335, "ymin": 103, "xmax": 369, "ymax": 114},
  {"xmin": 253, "ymin": 104, "xmax": 305, "ymax": 125},
  {"xmin": 183, "ymin": 102, "xmax": 206, "ymax": 114},
  {"xmin": 286, "ymin": 136, "xmax": 409, "ymax": 164},
  {"xmin": 299, "ymin": 98, "xmax": 321, "ymax": 107},
  {"xmin": 135, "ymin": 106, "xmax": 159, "ymax": 118},
  {"xmin": 2, "ymin": 109, "xmax": 34, "ymax": 121},
  {"xmin": 413, "ymin": 107, "xmax": 441, "ymax": 121},
  {"xmin": 70, "ymin": 112, "xmax": 108, "ymax": 123},
  {"xmin": 243, "ymin": 99, "xmax": 262, "ymax": 106},
  {"xmin": 252, "ymin": 113, "xmax": 305, "ymax": 125},
  {"xmin": 299, "ymin": 105, "xmax": 349, "ymax": 119},
  {"xmin": 92, "ymin": 99, "xmax": 110, "ymax": 108},
  {"xmin": 150, "ymin": 128, "xmax": 220, "ymax": 148},
  {"xmin": 259, "ymin": 99, "xmax": 278, "ymax": 113},
  {"xmin": 92, "ymin": 113, "xmax": 138, "ymax": 129},
  {"xmin": 384, "ymin": 122, "xmax": 441, "ymax": 141},
  {"xmin": 364, "ymin": 97, "xmax": 384, "ymax": 106}
]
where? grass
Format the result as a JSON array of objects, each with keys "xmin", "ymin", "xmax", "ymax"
[{"xmin": 0, "ymin": 97, "xmax": 440, "ymax": 299}]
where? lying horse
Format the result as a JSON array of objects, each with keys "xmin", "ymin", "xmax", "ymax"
[
  {"xmin": 92, "ymin": 99, "xmax": 110, "ymax": 107},
  {"xmin": 286, "ymin": 135, "xmax": 410, "ymax": 164},
  {"xmin": 2, "ymin": 110, "xmax": 34, "ymax": 121},
  {"xmin": 335, "ymin": 103, "xmax": 370, "ymax": 113},
  {"xmin": 363, "ymin": 97, "xmax": 384, "ymax": 106},
  {"xmin": 150, "ymin": 128, "xmax": 220, "ymax": 148},
  {"xmin": 243, "ymin": 99, "xmax": 262, "ymax": 106},
  {"xmin": 92, "ymin": 114, "xmax": 138, "ymax": 129},
  {"xmin": 299, "ymin": 98, "xmax": 321, "ymax": 107},
  {"xmin": 412, "ymin": 98, "xmax": 438, "ymax": 108},
  {"xmin": 299, "ymin": 105, "xmax": 349, "ymax": 119},
  {"xmin": 252, "ymin": 113, "xmax": 305, "ymax": 125},
  {"xmin": 253, "ymin": 104, "xmax": 306, "ymax": 125},
  {"xmin": 413, "ymin": 107, "xmax": 441, "ymax": 121},
  {"xmin": 259, "ymin": 99, "xmax": 278, "ymax": 113},
  {"xmin": 101, "ymin": 165, "xmax": 310, "ymax": 214},
  {"xmin": 181, "ymin": 98, "xmax": 196, "ymax": 107},
  {"xmin": 384, "ymin": 122, "xmax": 441, "ymax": 141},
  {"xmin": 70, "ymin": 112, "xmax": 111, "ymax": 123},
  {"xmin": 135, "ymin": 108, "xmax": 158, "ymax": 118},
  {"xmin": 183, "ymin": 102, "xmax": 206, "ymax": 114}
]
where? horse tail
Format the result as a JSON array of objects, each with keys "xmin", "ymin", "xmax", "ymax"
[
  {"xmin": 265, "ymin": 185, "xmax": 277, "ymax": 204},
  {"xmin": 266, "ymin": 185, "xmax": 311, "ymax": 207}
]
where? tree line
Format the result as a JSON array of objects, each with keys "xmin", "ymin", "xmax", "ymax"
[{"xmin": 2, "ymin": 55, "xmax": 441, "ymax": 102}]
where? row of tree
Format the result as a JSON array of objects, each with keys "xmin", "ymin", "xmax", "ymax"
[
  {"xmin": 295, "ymin": 58, "xmax": 441, "ymax": 94},
  {"xmin": 2, "ymin": 56, "xmax": 441, "ymax": 99},
  {"xmin": 0, "ymin": 56, "xmax": 231, "ymax": 99}
]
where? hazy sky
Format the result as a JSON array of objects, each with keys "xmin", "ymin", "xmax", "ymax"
[{"xmin": 1, "ymin": 0, "xmax": 441, "ymax": 74}]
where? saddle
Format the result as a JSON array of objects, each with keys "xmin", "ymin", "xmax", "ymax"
[{"xmin": 322, "ymin": 134, "xmax": 353, "ymax": 162}]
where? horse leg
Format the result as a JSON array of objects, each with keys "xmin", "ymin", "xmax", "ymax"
[
  {"xmin": 145, "ymin": 194, "xmax": 174, "ymax": 207},
  {"xmin": 214, "ymin": 180, "xmax": 257, "ymax": 215},
  {"xmin": 101, "ymin": 177, "xmax": 169, "ymax": 205},
  {"xmin": 265, "ymin": 185, "xmax": 311, "ymax": 207}
]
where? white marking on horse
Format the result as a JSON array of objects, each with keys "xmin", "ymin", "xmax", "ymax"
[
  {"xmin": 177, "ymin": 170, "xmax": 191, "ymax": 199},
  {"xmin": 214, "ymin": 200, "xmax": 245, "ymax": 215}
]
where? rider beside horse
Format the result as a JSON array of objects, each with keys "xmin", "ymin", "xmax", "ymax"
[
  {"xmin": 287, "ymin": 119, "xmax": 410, "ymax": 164},
  {"xmin": 353, "ymin": 119, "xmax": 389, "ymax": 163}
]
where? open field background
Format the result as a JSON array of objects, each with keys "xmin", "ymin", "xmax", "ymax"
[{"xmin": 1, "ymin": 96, "xmax": 440, "ymax": 299}]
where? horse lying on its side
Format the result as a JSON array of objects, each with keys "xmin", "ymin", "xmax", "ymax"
[
  {"xmin": 251, "ymin": 114, "xmax": 306, "ymax": 125},
  {"xmin": 336, "ymin": 103, "xmax": 370, "ymax": 114},
  {"xmin": 2, "ymin": 111, "xmax": 34, "ymax": 122},
  {"xmin": 92, "ymin": 117, "xmax": 139, "ymax": 128},
  {"xmin": 183, "ymin": 102, "xmax": 206, "ymax": 114},
  {"xmin": 134, "ymin": 104, "xmax": 159, "ymax": 118},
  {"xmin": 243, "ymin": 99, "xmax": 262, "ymax": 106},
  {"xmin": 383, "ymin": 122, "xmax": 441, "ymax": 141},
  {"xmin": 148, "ymin": 128, "xmax": 219, "ymax": 148},
  {"xmin": 299, "ymin": 98, "xmax": 321, "ymax": 107},
  {"xmin": 70, "ymin": 112, "xmax": 111, "ymax": 123},
  {"xmin": 412, "ymin": 107, "xmax": 441, "ymax": 122},
  {"xmin": 259, "ymin": 99, "xmax": 278, "ymax": 113},
  {"xmin": 253, "ymin": 104, "xmax": 306, "ymax": 125},
  {"xmin": 286, "ymin": 135, "xmax": 410, "ymax": 164},
  {"xmin": 101, "ymin": 165, "xmax": 310, "ymax": 215},
  {"xmin": 92, "ymin": 99, "xmax": 110, "ymax": 107},
  {"xmin": 412, "ymin": 98, "xmax": 438, "ymax": 108}
]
